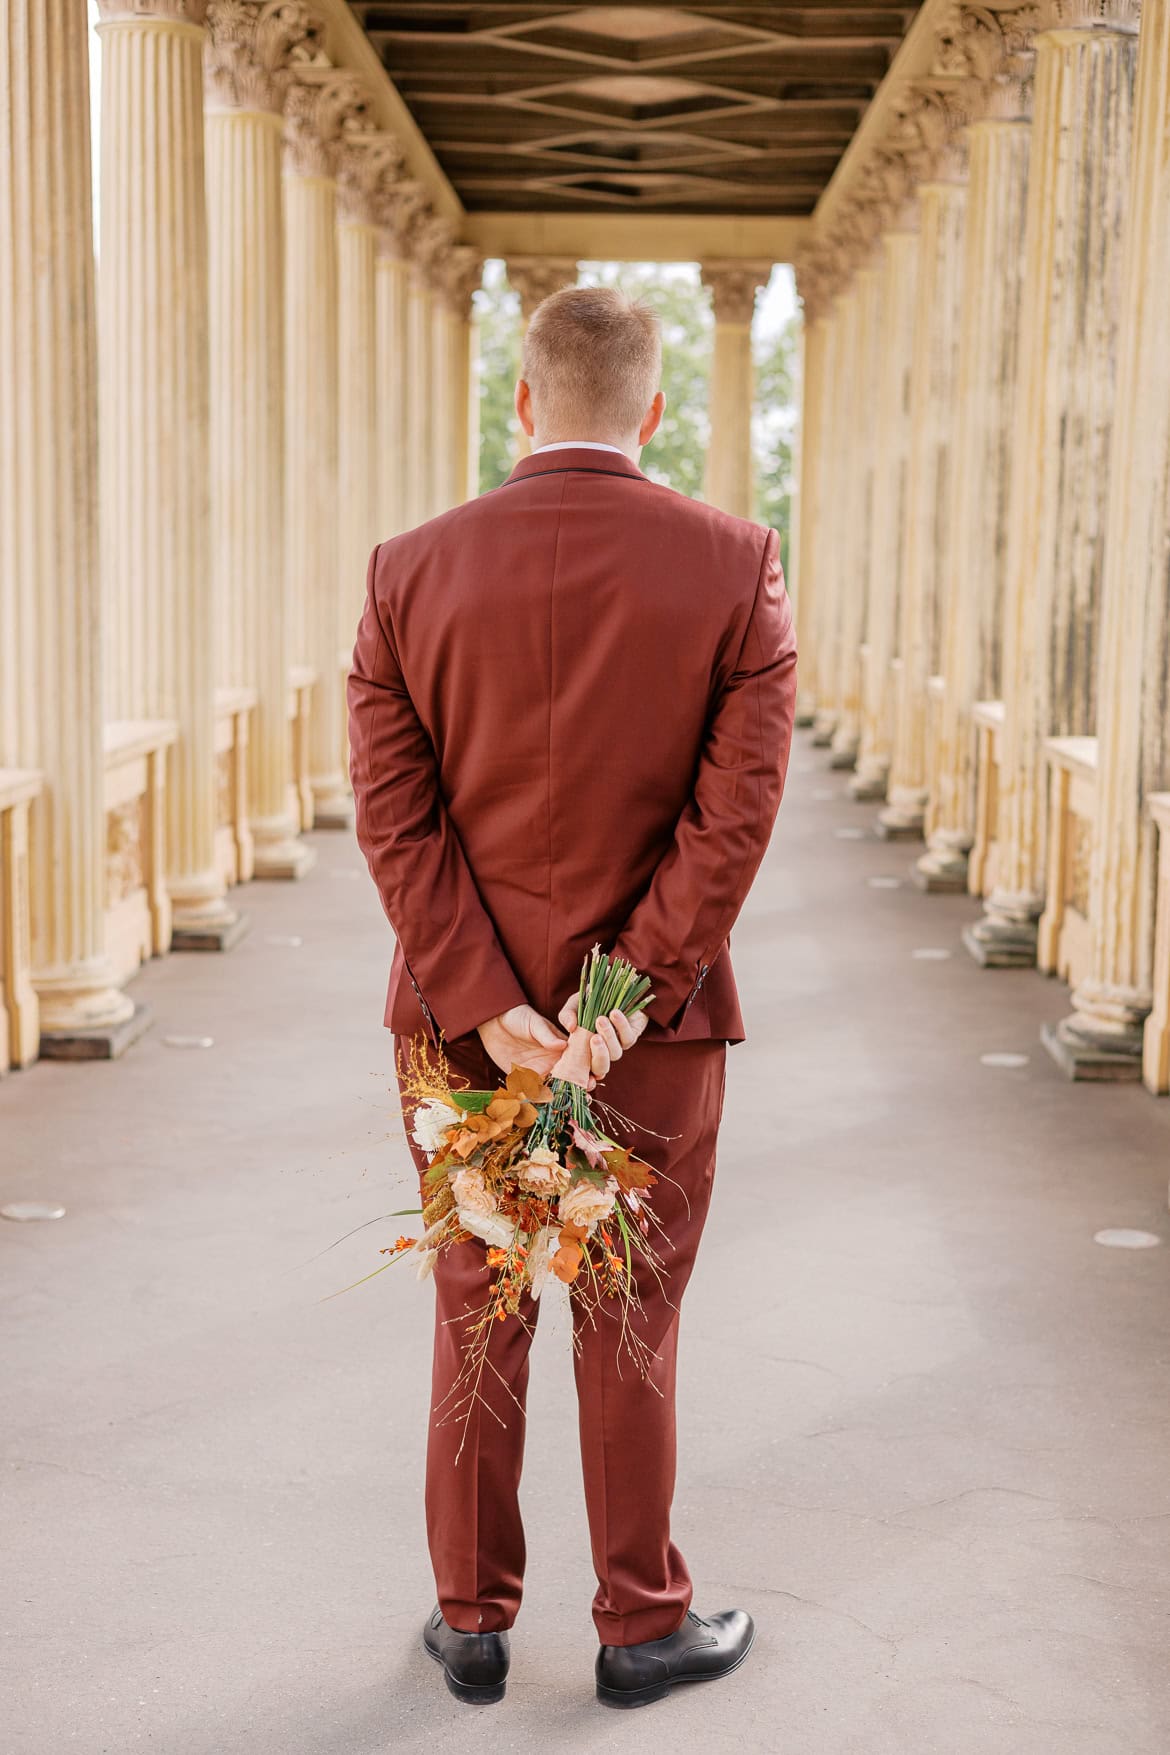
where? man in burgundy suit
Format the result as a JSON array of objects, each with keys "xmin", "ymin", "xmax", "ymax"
[{"xmin": 347, "ymin": 286, "xmax": 797, "ymax": 1708}]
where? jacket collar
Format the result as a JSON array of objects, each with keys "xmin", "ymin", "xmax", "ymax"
[{"xmin": 502, "ymin": 445, "xmax": 649, "ymax": 488}]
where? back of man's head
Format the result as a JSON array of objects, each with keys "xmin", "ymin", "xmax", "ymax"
[{"xmin": 521, "ymin": 286, "xmax": 662, "ymax": 442}]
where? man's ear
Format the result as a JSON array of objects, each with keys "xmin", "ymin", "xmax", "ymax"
[
  {"xmin": 515, "ymin": 378, "xmax": 536, "ymax": 439},
  {"xmin": 638, "ymin": 390, "xmax": 666, "ymax": 447}
]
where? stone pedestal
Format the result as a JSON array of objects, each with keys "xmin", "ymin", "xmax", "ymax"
[
  {"xmin": 920, "ymin": 96, "xmax": 1033, "ymax": 893},
  {"xmin": 98, "ymin": 0, "xmax": 241, "ymax": 949},
  {"xmin": 0, "ymin": 0, "xmax": 137, "ymax": 1049},
  {"xmin": 879, "ymin": 158, "xmax": 967, "ymax": 843},
  {"xmin": 701, "ymin": 261, "xmax": 771, "ymax": 521},
  {"xmin": 968, "ymin": 0, "xmax": 1138, "ymax": 968},
  {"xmin": 851, "ymin": 220, "xmax": 919, "ymax": 805},
  {"xmin": 1047, "ymin": 0, "xmax": 1170, "ymax": 1077},
  {"xmin": 204, "ymin": 2, "xmax": 316, "ymax": 883}
]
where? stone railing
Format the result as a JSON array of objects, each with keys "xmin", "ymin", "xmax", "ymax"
[
  {"xmin": 1144, "ymin": 793, "xmax": 1170, "ymax": 1097},
  {"xmin": 0, "ymin": 768, "xmax": 42, "ymax": 1073},
  {"xmin": 103, "ymin": 720, "xmax": 176, "ymax": 986},
  {"xmin": 214, "ymin": 687, "xmax": 256, "ymax": 889},
  {"xmin": 289, "ymin": 664, "xmax": 316, "ymax": 832},
  {"xmin": 968, "ymin": 699, "xmax": 1005, "ymax": 898},
  {"xmin": 1037, "ymin": 737, "xmax": 1099, "ymax": 984}
]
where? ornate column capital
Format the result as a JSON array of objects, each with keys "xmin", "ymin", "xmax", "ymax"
[
  {"xmin": 437, "ymin": 245, "xmax": 484, "ymax": 318},
  {"xmin": 376, "ymin": 178, "xmax": 429, "ymax": 259},
  {"xmin": 412, "ymin": 213, "xmax": 458, "ymax": 289},
  {"xmin": 336, "ymin": 132, "xmax": 405, "ymax": 224},
  {"xmin": 204, "ymin": 1, "xmax": 321, "ymax": 114},
  {"xmin": 283, "ymin": 67, "xmax": 371, "ymax": 179},
  {"xmin": 1034, "ymin": 0, "xmax": 1140, "ymax": 28},
  {"xmin": 700, "ymin": 260, "xmax": 772, "ymax": 325},
  {"xmin": 98, "ymin": 0, "xmax": 209, "ymax": 21},
  {"xmin": 507, "ymin": 256, "xmax": 578, "ymax": 320}
]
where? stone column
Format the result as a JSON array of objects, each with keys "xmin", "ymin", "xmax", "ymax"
[
  {"xmin": 964, "ymin": 0, "xmax": 1138, "ymax": 964},
  {"xmin": 283, "ymin": 70, "xmax": 369, "ymax": 829},
  {"xmin": 790, "ymin": 282, "xmax": 829, "ymax": 727},
  {"xmin": 850, "ymin": 211, "xmax": 920, "ymax": 802},
  {"xmin": 442, "ymin": 246, "xmax": 483, "ymax": 508},
  {"xmin": 878, "ymin": 134, "xmax": 968, "ymax": 841},
  {"xmin": 428, "ymin": 274, "xmax": 452, "ymax": 516},
  {"xmin": 98, "ymin": 0, "xmax": 242, "ymax": 947},
  {"xmin": 0, "ymin": 0, "xmax": 139, "ymax": 1050},
  {"xmin": 374, "ymin": 180, "xmax": 425, "ymax": 540},
  {"xmin": 1046, "ymin": 0, "xmax": 1169, "ymax": 1075},
  {"xmin": 204, "ymin": 0, "xmax": 317, "ymax": 883},
  {"xmin": 809, "ymin": 298, "xmax": 845, "ymax": 743},
  {"xmin": 700, "ymin": 261, "xmax": 771, "ymax": 520},
  {"xmin": 337, "ymin": 137, "xmax": 394, "ymax": 767},
  {"xmin": 404, "ymin": 258, "xmax": 433, "ymax": 526},
  {"xmin": 918, "ymin": 43, "xmax": 1034, "ymax": 888},
  {"xmin": 830, "ymin": 254, "xmax": 883, "ymax": 770},
  {"xmin": 507, "ymin": 256, "xmax": 578, "ymax": 457}
]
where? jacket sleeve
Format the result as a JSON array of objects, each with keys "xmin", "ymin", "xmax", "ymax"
[
  {"xmin": 612, "ymin": 525, "xmax": 798, "ymax": 1033},
  {"xmin": 346, "ymin": 543, "xmax": 528, "ymax": 1043}
]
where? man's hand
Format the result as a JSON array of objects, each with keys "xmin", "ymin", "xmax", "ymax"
[
  {"xmin": 556, "ymin": 994, "xmax": 648, "ymax": 1081},
  {"xmin": 477, "ymin": 1005, "xmax": 567, "ymax": 1078}
]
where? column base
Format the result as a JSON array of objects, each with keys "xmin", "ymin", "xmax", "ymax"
[
  {"xmin": 848, "ymin": 758, "xmax": 889, "ymax": 803},
  {"xmin": 794, "ymin": 690, "xmax": 816, "ymax": 729},
  {"xmin": 310, "ymin": 778, "xmax": 355, "ymax": 830},
  {"xmin": 795, "ymin": 710, "xmax": 815, "ymax": 729},
  {"xmin": 1041, "ymin": 1016, "xmax": 1144, "ymax": 1083},
  {"xmin": 828, "ymin": 727, "xmax": 859, "ymax": 771},
  {"xmin": 810, "ymin": 711, "xmax": 837, "ymax": 748},
  {"xmin": 39, "ymin": 1001, "xmax": 153, "ymax": 1063},
  {"xmin": 877, "ymin": 787, "xmax": 926, "ymax": 842},
  {"xmin": 252, "ymin": 819, "xmax": 317, "ymax": 881},
  {"xmin": 171, "ymin": 911, "xmax": 251, "ymax": 953},
  {"xmin": 914, "ymin": 840, "xmax": 971, "ymax": 895},
  {"xmin": 962, "ymin": 912, "xmax": 1039, "ymax": 969}
]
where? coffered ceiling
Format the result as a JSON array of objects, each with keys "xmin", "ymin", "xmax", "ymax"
[{"xmin": 350, "ymin": 2, "xmax": 921, "ymax": 216}]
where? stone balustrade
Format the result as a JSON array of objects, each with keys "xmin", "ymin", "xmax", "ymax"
[
  {"xmin": 0, "ymin": 770, "xmax": 42, "ymax": 1074},
  {"xmin": 1038, "ymin": 738, "xmax": 1100, "ymax": 989},
  {"xmin": 103, "ymin": 720, "xmax": 176, "ymax": 987},
  {"xmin": 1144, "ymin": 796, "xmax": 1170, "ymax": 1095}
]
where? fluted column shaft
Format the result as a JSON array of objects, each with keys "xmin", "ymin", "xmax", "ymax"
[
  {"xmin": 375, "ymin": 240, "xmax": 409, "ymax": 536},
  {"xmin": 970, "ymin": 6, "xmax": 1138, "ymax": 960},
  {"xmin": 98, "ymin": 1, "xmax": 233, "ymax": 933},
  {"xmin": 701, "ymin": 262, "xmax": 770, "ymax": 520},
  {"xmin": 205, "ymin": 88, "xmax": 310, "ymax": 880},
  {"xmin": 284, "ymin": 162, "xmax": 348, "ymax": 823},
  {"xmin": 428, "ymin": 278, "xmax": 451, "ymax": 516},
  {"xmin": 338, "ymin": 206, "xmax": 379, "ymax": 720},
  {"xmin": 404, "ymin": 263, "xmax": 432, "ymax": 527},
  {"xmin": 0, "ymin": 0, "xmax": 132, "ymax": 1036},
  {"xmin": 1053, "ymin": 0, "xmax": 1170, "ymax": 1067},
  {"xmin": 879, "ymin": 169, "xmax": 968, "ymax": 839},
  {"xmin": 851, "ymin": 222, "xmax": 920, "ymax": 802},
  {"xmin": 919, "ymin": 113, "xmax": 1032, "ymax": 885},
  {"xmin": 449, "ymin": 303, "xmax": 477, "ymax": 505},
  {"xmin": 830, "ymin": 264, "xmax": 882, "ymax": 768},
  {"xmin": 793, "ymin": 314, "xmax": 828, "ymax": 724},
  {"xmin": 810, "ymin": 306, "xmax": 845, "ymax": 741}
]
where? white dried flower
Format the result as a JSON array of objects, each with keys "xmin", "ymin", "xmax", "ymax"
[
  {"xmin": 459, "ymin": 1207, "xmax": 517, "ymax": 1250},
  {"xmin": 411, "ymin": 1098, "xmax": 462, "ymax": 1156}
]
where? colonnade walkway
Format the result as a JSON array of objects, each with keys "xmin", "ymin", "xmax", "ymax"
[{"xmin": 4, "ymin": 744, "xmax": 1170, "ymax": 1755}]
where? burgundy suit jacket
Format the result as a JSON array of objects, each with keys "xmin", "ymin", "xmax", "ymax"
[{"xmin": 346, "ymin": 445, "xmax": 798, "ymax": 1049}]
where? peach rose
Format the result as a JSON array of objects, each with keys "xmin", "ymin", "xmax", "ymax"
[
  {"xmin": 517, "ymin": 1148, "xmax": 571, "ymax": 1198},
  {"xmin": 449, "ymin": 1165, "xmax": 496, "ymax": 1218},
  {"xmin": 558, "ymin": 1176, "xmax": 617, "ymax": 1232}
]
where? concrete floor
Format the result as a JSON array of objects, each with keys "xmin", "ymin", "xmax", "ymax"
[{"xmin": 3, "ymin": 740, "xmax": 1170, "ymax": 1755}]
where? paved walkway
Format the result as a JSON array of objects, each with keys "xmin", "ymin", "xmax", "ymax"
[{"xmin": 4, "ymin": 742, "xmax": 1170, "ymax": 1755}]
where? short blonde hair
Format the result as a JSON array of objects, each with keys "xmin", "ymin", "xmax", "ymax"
[{"xmin": 521, "ymin": 285, "xmax": 662, "ymax": 437}]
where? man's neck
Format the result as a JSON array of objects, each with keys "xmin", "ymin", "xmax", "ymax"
[{"xmin": 531, "ymin": 437, "xmax": 639, "ymax": 462}]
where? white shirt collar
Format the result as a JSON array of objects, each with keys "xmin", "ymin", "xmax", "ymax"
[{"xmin": 532, "ymin": 440, "xmax": 630, "ymax": 457}]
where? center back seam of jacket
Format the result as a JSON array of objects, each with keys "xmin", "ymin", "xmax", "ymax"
[{"xmin": 545, "ymin": 476, "xmax": 570, "ymax": 1007}]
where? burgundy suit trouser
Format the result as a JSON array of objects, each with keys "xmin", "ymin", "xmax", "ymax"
[{"xmin": 395, "ymin": 1030, "xmax": 727, "ymax": 1648}]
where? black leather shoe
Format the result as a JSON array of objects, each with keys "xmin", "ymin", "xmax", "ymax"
[
  {"xmin": 596, "ymin": 1607, "xmax": 755, "ymax": 1708},
  {"xmin": 422, "ymin": 1606, "xmax": 509, "ymax": 1704}
]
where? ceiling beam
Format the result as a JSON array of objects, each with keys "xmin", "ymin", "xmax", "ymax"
[{"xmin": 462, "ymin": 210, "xmax": 813, "ymax": 261}]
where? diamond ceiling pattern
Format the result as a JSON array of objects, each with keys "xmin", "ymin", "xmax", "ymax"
[{"xmin": 351, "ymin": 2, "xmax": 920, "ymax": 214}]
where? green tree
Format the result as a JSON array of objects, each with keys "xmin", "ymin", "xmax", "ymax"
[{"xmin": 474, "ymin": 259, "xmax": 521, "ymax": 491}]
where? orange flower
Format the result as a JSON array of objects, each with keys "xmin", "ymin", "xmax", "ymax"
[
  {"xmin": 551, "ymin": 1242, "xmax": 582, "ymax": 1284},
  {"xmin": 485, "ymin": 1247, "xmax": 508, "ymax": 1268},
  {"xmin": 394, "ymin": 1235, "xmax": 417, "ymax": 1252}
]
